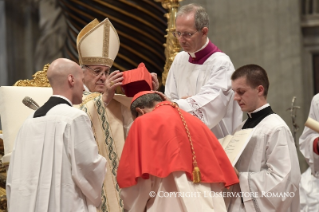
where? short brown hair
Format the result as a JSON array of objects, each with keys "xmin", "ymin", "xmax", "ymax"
[
  {"xmin": 231, "ymin": 64, "xmax": 269, "ymax": 97},
  {"xmin": 176, "ymin": 3, "xmax": 209, "ymax": 31}
]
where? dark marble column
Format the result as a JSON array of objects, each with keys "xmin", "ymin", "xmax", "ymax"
[
  {"xmin": 34, "ymin": 0, "xmax": 66, "ymax": 71},
  {"xmin": 0, "ymin": 1, "xmax": 8, "ymax": 86},
  {"xmin": 5, "ymin": 0, "xmax": 40, "ymax": 85}
]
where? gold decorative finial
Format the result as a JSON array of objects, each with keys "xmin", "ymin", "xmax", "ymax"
[{"xmin": 154, "ymin": 0, "xmax": 183, "ymax": 85}]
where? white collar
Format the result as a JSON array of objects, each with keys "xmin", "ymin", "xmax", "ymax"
[
  {"xmin": 247, "ymin": 103, "xmax": 270, "ymax": 118},
  {"xmin": 189, "ymin": 38, "xmax": 209, "ymax": 58},
  {"xmin": 83, "ymin": 84, "xmax": 90, "ymax": 92},
  {"xmin": 52, "ymin": 95, "xmax": 73, "ymax": 106}
]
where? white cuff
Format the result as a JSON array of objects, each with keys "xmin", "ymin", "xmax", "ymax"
[{"xmin": 175, "ymin": 99, "xmax": 192, "ymax": 112}]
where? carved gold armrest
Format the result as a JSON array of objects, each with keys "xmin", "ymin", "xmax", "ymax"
[{"xmin": 14, "ymin": 64, "xmax": 51, "ymax": 87}]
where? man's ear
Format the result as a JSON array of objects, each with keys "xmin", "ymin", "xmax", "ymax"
[
  {"xmin": 135, "ymin": 107, "xmax": 145, "ymax": 118},
  {"xmin": 202, "ymin": 27, "xmax": 208, "ymax": 36},
  {"xmin": 257, "ymin": 85, "xmax": 265, "ymax": 96},
  {"xmin": 68, "ymin": 74, "xmax": 75, "ymax": 87}
]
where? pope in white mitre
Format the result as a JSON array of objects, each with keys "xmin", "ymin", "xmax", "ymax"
[{"xmin": 76, "ymin": 18, "xmax": 159, "ymax": 212}]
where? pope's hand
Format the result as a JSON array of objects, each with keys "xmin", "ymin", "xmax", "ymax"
[
  {"xmin": 102, "ymin": 70, "xmax": 123, "ymax": 106},
  {"xmin": 151, "ymin": 73, "xmax": 159, "ymax": 91}
]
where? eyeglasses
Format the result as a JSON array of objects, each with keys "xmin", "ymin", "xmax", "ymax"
[
  {"xmin": 173, "ymin": 31, "xmax": 198, "ymax": 39},
  {"xmin": 81, "ymin": 65, "xmax": 109, "ymax": 77}
]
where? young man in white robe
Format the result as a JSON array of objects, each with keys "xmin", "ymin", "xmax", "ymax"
[
  {"xmin": 299, "ymin": 94, "xmax": 319, "ymax": 212},
  {"xmin": 226, "ymin": 64, "xmax": 301, "ymax": 212},
  {"xmin": 6, "ymin": 58, "xmax": 107, "ymax": 212},
  {"xmin": 76, "ymin": 18, "xmax": 159, "ymax": 212},
  {"xmin": 165, "ymin": 3, "xmax": 242, "ymax": 139}
]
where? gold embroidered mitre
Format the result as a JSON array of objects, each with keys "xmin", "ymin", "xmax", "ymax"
[{"xmin": 77, "ymin": 18, "xmax": 120, "ymax": 67}]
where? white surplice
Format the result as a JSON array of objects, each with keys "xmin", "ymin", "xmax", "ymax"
[
  {"xmin": 299, "ymin": 93, "xmax": 319, "ymax": 211},
  {"xmin": 121, "ymin": 171, "xmax": 227, "ymax": 212},
  {"xmin": 300, "ymin": 167, "xmax": 319, "ymax": 212},
  {"xmin": 225, "ymin": 112, "xmax": 301, "ymax": 212},
  {"xmin": 165, "ymin": 48, "xmax": 242, "ymax": 139},
  {"xmin": 6, "ymin": 104, "xmax": 107, "ymax": 212},
  {"xmin": 299, "ymin": 93, "xmax": 319, "ymax": 176}
]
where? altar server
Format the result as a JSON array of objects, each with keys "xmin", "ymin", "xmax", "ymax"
[
  {"xmin": 226, "ymin": 64, "xmax": 301, "ymax": 212},
  {"xmin": 6, "ymin": 58, "xmax": 107, "ymax": 212}
]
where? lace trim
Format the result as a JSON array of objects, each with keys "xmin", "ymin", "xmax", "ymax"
[{"xmin": 187, "ymin": 98, "xmax": 204, "ymax": 121}]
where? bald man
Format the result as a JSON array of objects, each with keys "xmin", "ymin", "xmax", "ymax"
[{"xmin": 6, "ymin": 58, "xmax": 107, "ymax": 212}]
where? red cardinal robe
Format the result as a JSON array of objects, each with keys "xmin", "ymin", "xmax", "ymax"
[{"xmin": 117, "ymin": 101, "xmax": 238, "ymax": 188}]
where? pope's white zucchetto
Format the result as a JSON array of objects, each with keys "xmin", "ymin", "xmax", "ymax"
[{"xmin": 77, "ymin": 18, "xmax": 120, "ymax": 68}]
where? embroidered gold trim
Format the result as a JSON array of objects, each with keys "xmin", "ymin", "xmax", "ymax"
[
  {"xmin": 81, "ymin": 57, "xmax": 113, "ymax": 67},
  {"xmin": 79, "ymin": 92, "xmax": 101, "ymax": 107},
  {"xmin": 103, "ymin": 20, "xmax": 110, "ymax": 58}
]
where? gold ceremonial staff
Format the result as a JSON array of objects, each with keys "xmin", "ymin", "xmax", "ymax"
[{"xmin": 155, "ymin": 0, "xmax": 183, "ymax": 85}]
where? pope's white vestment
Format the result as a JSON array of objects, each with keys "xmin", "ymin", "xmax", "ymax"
[
  {"xmin": 225, "ymin": 106, "xmax": 301, "ymax": 212},
  {"xmin": 299, "ymin": 93, "xmax": 319, "ymax": 211},
  {"xmin": 6, "ymin": 103, "xmax": 107, "ymax": 212},
  {"xmin": 78, "ymin": 91, "xmax": 133, "ymax": 212},
  {"xmin": 165, "ymin": 50, "xmax": 242, "ymax": 139}
]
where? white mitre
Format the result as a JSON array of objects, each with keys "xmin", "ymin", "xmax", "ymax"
[{"xmin": 77, "ymin": 18, "xmax": 120, "ymax": 67}]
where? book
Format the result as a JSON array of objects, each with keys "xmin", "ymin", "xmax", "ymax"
[{"xmin": 218, "ymin": 128, "xmax": 255, "ymax": 166}]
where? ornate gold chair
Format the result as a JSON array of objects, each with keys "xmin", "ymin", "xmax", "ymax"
[{"xmin": 0, "ymin": 65, "xmax": 54, "ymax": 211}]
